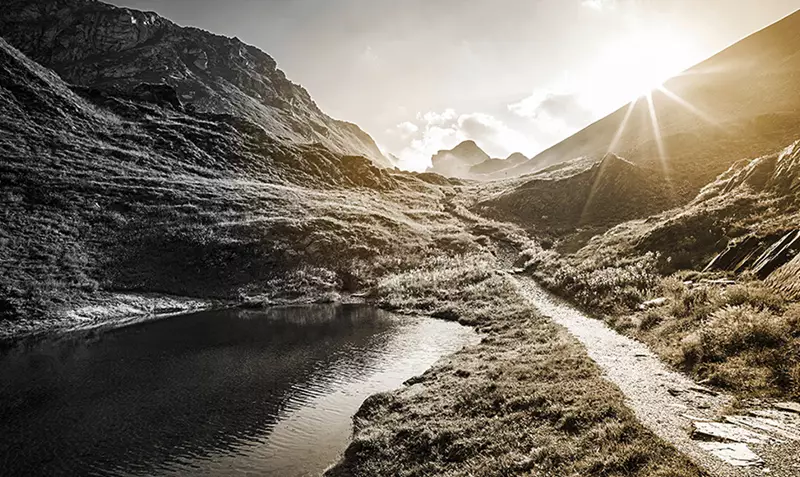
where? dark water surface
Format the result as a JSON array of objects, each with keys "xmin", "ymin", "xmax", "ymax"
[{"xmin": 0, "ymin": 305, "xmax": 476, "ymax": 476}]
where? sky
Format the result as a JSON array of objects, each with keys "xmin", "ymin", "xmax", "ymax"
[{"xmin": 112, "ymin": 0, "xmax": 800, "ymax": 170}]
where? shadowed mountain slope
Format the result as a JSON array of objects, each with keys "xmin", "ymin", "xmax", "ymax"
[
  {"xmin": 0, "ymin": 0, "xmax": 390, "ymax": 167},
  {"xmin": 563, "ymin": 140, "xmax": 800, "ymax": 288},
  {"xmin": 504, "ymin": 9, "xmax": 800, "ymax": 195},
  {"xmin": 476, "ymin": 154, "xmax": 688, "ymax": 232},
  {"xmin": 0, "ymin": 36, "xmax": 463, "ymax": 336}
]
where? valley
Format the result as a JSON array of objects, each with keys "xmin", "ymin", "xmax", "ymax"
[{"xmin": 2, "ymin": 1, "xmax": 800, "ymax": 476}]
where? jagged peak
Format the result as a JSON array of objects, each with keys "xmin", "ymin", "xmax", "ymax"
[{"xmin": 435, "ymin": 140, "xmax": 487, "ymax": 157}]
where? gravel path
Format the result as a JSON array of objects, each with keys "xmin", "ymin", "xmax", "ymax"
[{"xmin": 514, "ymin": 276, "xmax": 800, "ymax": 477}]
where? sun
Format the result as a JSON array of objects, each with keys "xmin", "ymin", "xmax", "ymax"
[
  {"xmin": 583, "ymin": 26, "xmax": 696, "ymax": 113},
  {"xmin": 621, "ymin": 32, "xmax": 692, "ymax": 96}
]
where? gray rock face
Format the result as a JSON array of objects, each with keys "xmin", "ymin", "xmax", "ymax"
[
  {"xmin": 702, "ymin": 141, "xmax": 800, "ymax": 283},
  {"xmin": 469, "ymin": 152, "xmax": 529, "ymax": 177},
  {"xmin": 704, "ymin": 231, "xmax": 800, "ymax": 279},
  {"xmin": 0, "ymin": 0, "xmax": 390, "ymax": 167},
  {"xmin": 427, "ymin": 140, "xmax": 491, "ymax": 178},
  {"xmin": 713, "ymin": 140, "xmax": 800, "ymax": 197}
]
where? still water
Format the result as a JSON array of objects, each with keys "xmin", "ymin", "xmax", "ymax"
[{"xmin": 0, "ymin": 305, "xmax": 477, "ymax": 476}]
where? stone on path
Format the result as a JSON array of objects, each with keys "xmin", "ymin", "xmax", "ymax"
[
  {"xmin": 774, "ymin": 402, "xmax": 800, "ymax": 414},
  {"xmin": 697, "ymin": 443, "xmax": 764, "ymax": 467},
  {"xmin": 692, "ymin": 422, "xmax": 773, "ymax": 445}
]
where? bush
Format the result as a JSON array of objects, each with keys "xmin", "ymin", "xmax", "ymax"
[
  {"xmin": 638, "ymin": 309, "xmax": 664, "ymax": 331},
  {"xmin": 702, "ymin": 305, "xmax": 790, "ymax": 357},
  {"xmin": 720, "ymin": 284, "xmax": 785, "ymax": 312}
]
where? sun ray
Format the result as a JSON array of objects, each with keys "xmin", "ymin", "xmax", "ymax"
[
  {"xmin": 606, "ymin": 97, "xmax": 638, "ymax": 154},
  {"xmin": 580, "ymin": 98, "xmax": 640, "ymax": 223},
  {"xmin": 656, "ymin": 85, "xmax": 720, "ymax": 127},
  {"xmin": 645, "ymin": 91, "xmax": 672, "ymax": 182}
]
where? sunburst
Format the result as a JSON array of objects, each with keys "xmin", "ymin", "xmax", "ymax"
[{"xmin": 580, "ymin": 73, "xmax": 722, "ymax": 223}]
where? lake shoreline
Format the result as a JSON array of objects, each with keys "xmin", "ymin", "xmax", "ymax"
[
  {"xmin": 324, "ymin": 254, "xmax": 706, "ymax": 476},
  {"xmin": 0, "ymin": 289, "xmax": 373, "ymax": 347}
]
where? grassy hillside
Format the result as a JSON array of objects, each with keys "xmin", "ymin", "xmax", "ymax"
[
  {"xmin": 507, "ymin": 139, "xmax": 800, "ymax": 398},
  {"xmin": 0, "ymin": 0, "xmax": 390, "ymax": 167},
  {"xmin": 475, "ymin": 154, "xmax": 689, "ymax": 235},
  {"xmin": 0, "ymin": 36, "xmax": 476, "ymax": 338}
]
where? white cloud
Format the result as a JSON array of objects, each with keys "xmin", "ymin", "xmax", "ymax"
[
  {"xmin": 388, "ymin": 109, "xmax": 539, "ymax": 171},
  {"xmin": 508, "ymin": 89, "xmax": 599, "ymax": 145},
  {"xmin": 417, "ymin": 109, "xmax": 458, "ymax": 125},
  {"xmin": 581, "ymin": 0, "xmax": 615, "ymax": 11},
  {"xmin": 396, "ymin": 121, "xmax": 419, "ymax": 135}
]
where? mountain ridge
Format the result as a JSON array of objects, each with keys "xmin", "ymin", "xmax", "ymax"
[
  {"xmin": 503, "ymin": 8, "xmax": 800, "ymax": 192},
  {"xmin": 0, "ymin": 0, "xmax": 391, "ymax": 167}
]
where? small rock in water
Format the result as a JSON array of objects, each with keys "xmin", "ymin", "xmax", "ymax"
[{"xmin": 697, "ymin": 442, "xmax": 763, "ymax": 467}]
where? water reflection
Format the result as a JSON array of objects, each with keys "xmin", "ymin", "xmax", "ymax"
[{"xmin": 0, "ymin": 305, "xmax": 476, "ymax": 476}]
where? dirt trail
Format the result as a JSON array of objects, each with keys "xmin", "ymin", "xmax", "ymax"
[{"xmin": 513, "ymin": 275, "xmax": 800, "ymax": 477}]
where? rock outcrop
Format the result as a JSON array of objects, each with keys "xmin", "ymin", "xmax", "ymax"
[
  {"xmin": 699, "ymin": 142, "xmax": 800, "ymax": 283},
  {"xmin": 0, "ymin": 0, "xmax": 391, "ymax": 167},
  {"xmin": 469, "ymin": 152, "xmax": 529, "ymax": 177},
  {"xmin": 709, "ymin": 140, "xmax": 800, "ymax": 197},
  {"xmin": 427, "ymin": 140, "xmax": 491, "ymax": 178},
  {"xmin": 705, "ymin": 231, "xmax": 800, "ymax": 279}
]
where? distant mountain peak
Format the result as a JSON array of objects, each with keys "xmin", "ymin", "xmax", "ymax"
[
  {"xmin": 451, "ymin": 140, "xmax": 481, "ymax": 151},
  {"xmin": 505, "ymin": 152, "xmax": 529, "ymax": 163},
  {"xmin": 468, "ymin": 152, "xmax": 530, "ymax": 177},
  {"xmin": 428, "ymin": 141, "xmax": 490, "ymax": 178}
]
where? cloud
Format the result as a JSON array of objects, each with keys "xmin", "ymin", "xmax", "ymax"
[
  {"xmin": 417, "ymin": 109, "xmax": 458, "ymax": 125},
  {"xmin": 508, "ymin": 90, "xmax": 597, "ymax": 142},
  {"xmin": 456, "ymin": 113, "xmax": 534, "ymax": 156},
  {"xmin": 396, "ymin": 121, "xmax": 419, "ymax": 135},
  {"xmin": 581, "ymin": 0, "xmax": 616, "ymax": 11},
  {"xmin": 388, "ymin": 110, "xmax": 538, "ymax": 171}
]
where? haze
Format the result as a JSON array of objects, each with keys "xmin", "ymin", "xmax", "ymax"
[{"xmin": 111, "ymin": 0, "xmax": 800, "ymax": 170}]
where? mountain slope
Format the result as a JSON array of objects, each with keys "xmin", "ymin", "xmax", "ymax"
[
  {"xmin": 0, "ymin": 0, "xmax": 391, "ymax": 167},
  {"xmin": 505, "ymin": 9, "xmax": 800, "ymax": 194},
  {"xmin": 560, "ymin": 139, "xmax": 800, "ymax": 283},
  {"xmin": 477, "ymin": 154, "xmax": 687, "ymax": 232},
  {"xmin": 0, "ymin": 36, "xmax": 462, "ymax": 337}
]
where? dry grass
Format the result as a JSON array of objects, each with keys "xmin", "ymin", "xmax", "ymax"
[
  {"xmin": 640, "ymin": 281, "xmax": 800, "ymax": 397},
  {"xmin": 523, "ymin": 238, "xmax": 800, "ymax": 398},
  {"xmin": 520, "ymin": 243, "xmax": 660, "ymax": 315},
  {"xmin": 325, "ymin": 254, "xmax": 703, "ymax": 477}
]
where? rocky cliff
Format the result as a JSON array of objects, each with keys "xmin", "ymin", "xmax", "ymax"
[
  {"xmin": 427, "ymin": 140, "xmax": 491, "ymax": 178},
  {"xmin": 0, "ymin": 0, "xmax": 391, "ymax": 167}
]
